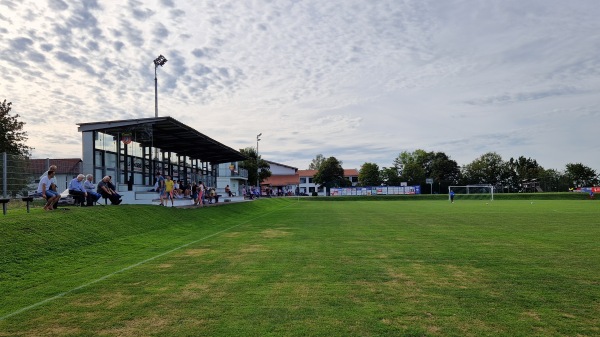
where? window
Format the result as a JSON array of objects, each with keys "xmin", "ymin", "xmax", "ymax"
[
  {"xmin": 308, "ymin": 178, "xmax": 313, "ymax": 183},
  {"xmin": 309, "ymin": 187, "xmax": 315, "ymax": 193},
  {"xmin": 300, "ymin": 177, "xmax": 306, "ymax": 184}
]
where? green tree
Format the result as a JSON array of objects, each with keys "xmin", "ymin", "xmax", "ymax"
[
  {"xmin": 462, "ymin": 152, "xmax": 510, "ymax": 187},
  {"xmin": 380, "ymin": 166, "xmax": 402, "ymax": 186},
  {"xmin": 0, "ymin": 100, "xmax": 32, "ymax": 156},
  {"xmin": 429, "ymin": 152, "xmax": 461, "ymax": 192},
  {"xmin": 393, "ymin": 150, "xmax": 428, "ymax": 185},
  {"xmin": 308, "ymin": 154, "xmax": 326, "ymax": 170},
  {"xmin": 238, "ymin": 147, "xmax": 271, "ymax": 187},
  {"xmin": 505, "ymin": 156, "xmax": 544, "ymax": 191},
  {"xmin": 358, "ymin": 162, "xmax": 381, "ymax": 186},
  {"xmin": 539, "ymin": 168, "xmax": 569, "ymax": 192},
  {"xmin": 313, "ymin": 156, "xmax": 345, "ymax": 194},
  {"xmin": 564, "ymin": 163, "xmax": 598, "ymax": 187}
]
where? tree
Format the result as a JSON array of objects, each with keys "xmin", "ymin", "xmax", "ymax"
[
  {"xmin": 358, "ymin": 162, "xmax": 381, "ymax": 186},
  {"xmin": 238, "ymin": 147, "xmax": 271, "ymax": 187},
  {"xmin": 461, "ymin": 152, "xmax": 510, "ymax": 187},
  {"xmin": 428, "ymin": 152, "xmax": 461, "ymax": 192},
  {"xmin": 0, "ymin": 100, "xmax": 32, "ymax": 156},
  {"xmin": 506, "ymin": 156, "xmax": 544, "ymax": 192},
  {"xmin": 564, "ymin": 163, "xmax": 598, "ymax": 188},
  {"xmin": 380, "ymin": 167, "xmax": 402, "ymax": 186},
  {"xmin": 313, "ymin": 156, "xmax": 345, "ymax": 194},
  {"xmin": 539, "ymin": 168, "xmax": 569, "ymax": 192},
  {"xmin": 308, "ymin": 154, "xmax": 326, "ymax": 170},
  {"xmin": 393, "ymin": 150, "xmax": 428, "ymax": 185}
]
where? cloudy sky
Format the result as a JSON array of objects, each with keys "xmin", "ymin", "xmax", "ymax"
[{"xmin": 1, "ymin": 0, "xmax": 599, "ymax": 172}]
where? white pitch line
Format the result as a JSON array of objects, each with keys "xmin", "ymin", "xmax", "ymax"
[{"xmin": 1, "ymin": 203, "xmax": 295, "ymax": 321}]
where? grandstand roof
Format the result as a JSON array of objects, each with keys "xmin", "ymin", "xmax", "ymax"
[{"xmin": 77, "ymin": 117, "xmax": 246, "ymax": 164}]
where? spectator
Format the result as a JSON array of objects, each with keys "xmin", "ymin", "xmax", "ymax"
[
  {"xmin": 83, "ymin": 174, "xmax": 102, "ymax": 206},
  {"xmin": 164, "ymin": 175, "xmax": 175, "ymax": 206},
  {"xmin": 38, "ymin": 170, "xmax": 60, "ymax": 211},
  {"xmin": 225, "ymin": 184, "xmax": 232, "ymax": 197},
  {"xmin": 68, "ymin": 174, "xmax": 88, "ymax": 206},
  {"xmin": 156, "ymin": 172, "xmax": 166, "ymax": 206},
  {"xmin": 197, "ymin": 181, "xmax": 205, "ymax": 207},
  {"xmin": 107, "ymin": 176, "xmax": 122, "ymax": 200},
  {"xmin": 40, "ymin": 165, "xmax": 59, "ymax": 209},
  {"xmin": 97, "ymin": 176, "xmax": 121, "ymax": 205},
  {"xmin": 191, "ymin": 182, "xmax": 199, "ymax": 205}
]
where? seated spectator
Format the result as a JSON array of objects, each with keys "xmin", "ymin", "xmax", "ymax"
[
  {"xmin": 83, "ymin": 174, "xmax": 102, "ymax": 206},
  {"xmin": 107, "ymin": 176, "xmax": 122, "ymax": 200},
  {"xmin": 173, "ymin": 179, "xmax": 182, "ymax": 199},
  {"xmin": 181, "ymin": 181, "xmax": 191, "ymax": 198},
  {"xmin": 97, "ymin": 176, "xmax": 122, "ymax": 205},
  {"xmin": 208, "ymin": 187, "xmax": 218, "ymax": 203},
  {"xmin": 225, "ymin": 184, "xmax": 232, "ymax": 197},
  {"xmin": 37, "ymin": 170, "xmax": 60, "ymax": 211},
  {"xmin": 68, "ymin": 174, "xmax": 88, "ymax": 206}
]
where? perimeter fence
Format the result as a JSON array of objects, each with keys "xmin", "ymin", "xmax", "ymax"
[{"xmin": 0, "ymin": 153, "xmax": 38, "ymax": 198}]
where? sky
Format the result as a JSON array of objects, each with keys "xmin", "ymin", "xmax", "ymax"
[{"xmin": 1, "ymin": 0, "xmax": 599, "ymax": 172}]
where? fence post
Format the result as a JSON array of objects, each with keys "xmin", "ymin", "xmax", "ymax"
[{"xmin": 2, "ymin": 152, "xmax": 7, "ymax": 198}]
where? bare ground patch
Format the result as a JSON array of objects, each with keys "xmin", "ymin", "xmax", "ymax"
[{"xmin": 261, "ymin": 228, "xmax": 291, "ymax": 238}]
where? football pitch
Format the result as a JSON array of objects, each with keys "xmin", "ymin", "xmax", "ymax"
[{"xmin": 1, "ymin": 198, "xmax": 598, "ymax": 336}]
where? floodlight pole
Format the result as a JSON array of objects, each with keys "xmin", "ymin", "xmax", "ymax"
[
  {"xmin": 153, "ymin": 54, "xmax": 167, "ymax": 118},
  {"xmin": 154, "ymin": 66, "xmax": 158, "ymax": 117},
  {"xmin": 256, "ymin": 133, "xmax": 262, "ymax": 190}
]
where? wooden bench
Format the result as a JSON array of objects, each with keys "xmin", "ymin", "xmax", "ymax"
[
  {"xmin": 22, "ymin": 196, "xmax": 35, "ymax": 213},
  {"xmin": 0, "ymin": 198, "xmax": 9, "ymax": 215},
  {"xmin": 207, "ymin": 194, "xmax": 222, "ymax": 204}
]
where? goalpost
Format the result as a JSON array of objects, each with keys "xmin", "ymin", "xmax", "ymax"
[{"xmin": 449, "ymin": 185, "xmax": 494, "ymax": 201}]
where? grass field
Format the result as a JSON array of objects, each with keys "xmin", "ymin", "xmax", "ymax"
[{"xmin": 1, "ymin": 198, "xmax": 599, "ymax": 336}]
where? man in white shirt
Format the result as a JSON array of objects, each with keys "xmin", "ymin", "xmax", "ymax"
[{"xmin": 37, "ymin": 170, "xmax": 60, "ymax": 211}]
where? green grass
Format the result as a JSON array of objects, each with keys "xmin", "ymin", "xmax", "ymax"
[{"xmin": 1, "ymin": 198, "xmax": 599, "ymax": 336}]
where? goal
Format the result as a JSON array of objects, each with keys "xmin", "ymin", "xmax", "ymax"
[{"xmin": 449, "ymin": 185, "xmax": 494, "ymax": 201}]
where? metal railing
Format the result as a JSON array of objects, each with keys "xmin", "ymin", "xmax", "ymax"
[{"xmin": 218, "ymin": 167, "xmax": 248, "ymax": 179}]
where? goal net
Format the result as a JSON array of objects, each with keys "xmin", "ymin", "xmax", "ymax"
[{"xmin": 449, "ymin": 185, "xmax": 494, "ymax": 201}]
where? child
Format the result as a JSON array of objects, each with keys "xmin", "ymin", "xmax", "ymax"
[{"xmin": 164, "ymin": 175, "xmax": 175, "ymax": 206}]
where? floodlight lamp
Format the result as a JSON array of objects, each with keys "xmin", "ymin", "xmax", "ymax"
[{"xmin": 154, "ymin": 54, "xmax": 167, "ymax": 67}]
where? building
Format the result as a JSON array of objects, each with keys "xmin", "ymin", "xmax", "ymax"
[
  {"xmin": 28, "ymin": 158, "xmax": 83, "ymax": 191},
  {"xmin": 296, "ymin": 169, "xmax": 359, "ymax": 196},
  {"xmin": 215, "ymin": 162, "xmax": 248, "ymax": 197},
  {"xmin": 260, "ymin": 161, "xmax": 299, "ymax": 196},
  {"xmin": 76, "ymin": 116, "xmax": 246, "ymax": 204}
]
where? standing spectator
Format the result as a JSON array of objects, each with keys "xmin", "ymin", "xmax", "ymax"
[
  {"xmin": 83, "ymin": 174, "xmax": 102, "ymax": 206},
  {"xmin": 156, "ymin": 172, "xmax": 166, "ymax": 206},
  {"xmin": 38, "ymin": 170, "xmax": 60, "ymax": 211},
  {"xmin": 191, "ymin": 182, "xmax": 199, "ymax": 205},
  {"xmin": 197, "ymin": 181, "xmax": 205, "ymax": 207},
  {"xmin": 68, "ymin": 174, "xmax": 88, "ymax": 206},
  {"xmin": 164, "ymin": 175, "xmax": 175, "ymax": 206}
]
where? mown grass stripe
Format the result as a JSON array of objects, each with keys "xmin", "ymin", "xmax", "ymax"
[{"xmin": 0, "ymin": 201, "xmax": 295, "ymax": 321}]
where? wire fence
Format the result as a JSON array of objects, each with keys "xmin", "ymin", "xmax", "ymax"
[{"xmin": 0, "ymin": 153, "xmax": 37, "ymax": 198}]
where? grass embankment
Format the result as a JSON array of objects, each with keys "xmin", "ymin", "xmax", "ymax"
[{"xmin": 1, "ymin": 198, "xmax": 599, "ymax": 336}]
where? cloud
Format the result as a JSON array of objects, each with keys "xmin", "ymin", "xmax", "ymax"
[
  {"xmin": 48, "ymin": 0, "xmax": 68, "ymax": 11},
  {"xmin": 1, "ymin": 0, "xmax": 599, "ymax": 173}
]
